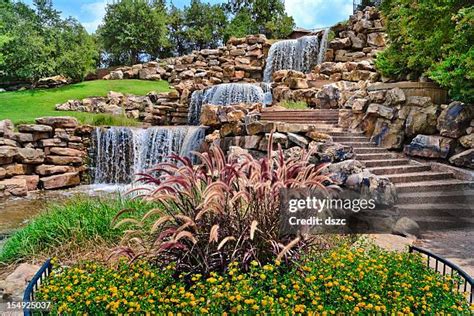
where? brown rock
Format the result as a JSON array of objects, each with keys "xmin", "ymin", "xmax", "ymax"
[
  {"xmin": 367, "ymin": 32, "xmax": 386, "ymax": 47},
  {"xmin": 40, "ymin": 172, "xmax": 81, "ymax": 190},
  {"xmin": 0, "ymin": 178, "xmax": 28, "ymax": 196},
  {"xmin": 35, "ymin": 165, "xmax": 75, "ymax": 176},
  {"xmin": 4, "ymin": 164, "xmax": 33, "ymax": 177},
  {"xmin": 17, "ymin": 124, "xmax": 53, "ymax": 133},
  {"xmin": 449, "ymin": 149, "xmax": 473, "ymax": 169},
  {"xmin": 459, "ymin": 134, "xmax": 474, "ymax": 148},
  {"xmin": 49, "ymin": 147, "xmax": 84, "ymax": 157},
  {"xmin": 0, "ymin": 146, "xmax": 18, "ymax": 164},
  {"xmin": 35, "ymin": 116, "xmax": 78, "ymax": 128},
  {"xmin": 305, "ymin": 131, "xmax": 333, "ymax": 142},
  {"xmin": 437, "ymin": 101, "xmax": 474, "ymax": 138},
  {"xmin": 45, "ymin": 155, "xmax": 83, "ymax": 165},
  {"xmin": 12, "ymin": 175, "xmax": 39, "ymax": 191},
  {"xmin": 200, "ymin": 105, "xmax": 220, "ymax": 126},
  {"xmin": 15, "ymin": 148, "xmax": 45, "ymax": 164}
]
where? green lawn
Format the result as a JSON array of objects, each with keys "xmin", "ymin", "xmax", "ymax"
[{"xmin": 0, "ymin": 79, "xmax": 171, "ymax": 124}]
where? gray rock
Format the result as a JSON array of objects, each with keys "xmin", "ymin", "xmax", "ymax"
[
  {"xmin": 437, "ymin": 101, "xmax": 474, "ymax": 138},
  {"xmin": 393, "ymin": 217, "xmax": 420, "ymax": 237},
  {"xmin": 404, "ymin": 134, "xmax": 455, "ymax": 159},
  {"xmin": 449, "ymin": 149, "xmax": 474, "ymax": 169}
]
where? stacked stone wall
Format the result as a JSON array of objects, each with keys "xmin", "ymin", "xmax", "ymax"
[{"xmin": 0, "ymin": 117, "xmax": 91, "ymax": 198}]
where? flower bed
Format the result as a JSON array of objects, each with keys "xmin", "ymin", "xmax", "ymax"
[{"xmin": 36, "ymin": 246, "xmax": 471, "ymax": 314}]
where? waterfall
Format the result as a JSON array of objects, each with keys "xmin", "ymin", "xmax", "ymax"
[
  {"xmin": 263, "ymin": 31, "xmax": 330, "ymax": 82},
  {"xmin": 317, "ymin": 28, "xmax": 330, "ymax": 65},
  {"xmin": 92, "ymin": 126, "xmax": 205, "ymax": 184},
  {"xmin": 188, "ymin": 83, "xmax": 265, "ymax": 125}
]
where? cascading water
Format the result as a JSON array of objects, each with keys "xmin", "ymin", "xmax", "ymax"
[
  {"xmin": 92, "ymin": 126, "xmax": 205, "ymax": 184},
  {"xmin": 188, "ymin": 83, "xmax": 266, "ymax": 125},
  {"xmin": 317, "ymin": 28, "xmax": 330, "ymax": 65},
  {"xmin": 263, "ymin": 30, "xmax": 330, "ymax": 82}
]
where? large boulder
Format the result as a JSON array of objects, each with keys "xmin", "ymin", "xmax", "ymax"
[
  {"xmin": 0, "ymin": 263, "xmax": 40, "ymax": 301},
  {"xmin": 309, "ymin": 141, "xmax": 354, "ymax": 163},
  {"xmin": 12, "ymin": 175, "xmax": 39, "ymax": 191},
  {"xmin": 366, "ymin": 103, "xmax": 394, "ymax": 120},
  {"xmin": 370, "ymin": 119, "xmax": 405, "ymax": 149},
  {"xmin": 404, "ymin": 104, "xmax": 439, "ymax": 137},
  {"xmin": 437, "ymin": 101, "xmax": 474, "ymax": 138},
  {"xmin": 17, "ymin": 124, "xmax": 53, "ymax": 133},
  {"xmin": 35, "ymin": 165, "xmax": 75, "ymax": 176},
  {"xmin": 449, "ymin": 149, "xmax": 473, "ymax": 169},
  {"xmin": 404, "ymin": 134, "xmax": 455, "ymax": 159}
]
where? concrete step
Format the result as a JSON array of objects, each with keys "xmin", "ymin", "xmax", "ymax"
[
  {"xmin": 398, "ymin": 190, "xmax": 474, "ymax": 204},
  {"xmin": 362, "ymin": 159, "xmax": 410, "ymax": 168},
  {"xmin": 395, "ymin": 180, "xmax": 473, "ymax": 193},
  {"xmin": 368, "ymin": 164, "xmax": 432, "ymax": 175},
  {"xmin": 397, "ymin": 204, "xmax": 473, "ymax": 218},
  {"xmin": 332, "ymin": 136, "xmax": 369, "ymax": 142},
  {"xmin": 338, "ymin": 141, "xmax": 376, "ymax": 148},
  {"xmin": 353, "ymin": 147, "xmax": 390, "ymax": 154},
  {"xmin": 266, "ymin": 120, "xmax": 339, "ymax": 124},
  {"xmin": 355, "ymin": 152, "xmax": 401, "ymax": 160},
  {"xmin": 327, "ymin": 131, "xmax": 365, "ymax": 136},
  {"xmin": 386, "ymin": 171, "xmax": 454, "ymax": 184}
]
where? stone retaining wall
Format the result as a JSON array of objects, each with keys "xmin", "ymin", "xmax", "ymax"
[{"xmin": 0, "ymin": 117, "xmax": 91, "ymax": 198}]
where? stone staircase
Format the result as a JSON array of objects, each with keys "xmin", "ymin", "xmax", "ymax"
[
  {"xmin": 328, "ymin": 129, "xmax": 473, "ymax": 229},
  {"xmin": 260, "ymin": 109, "xmax": 339, "ymax": 125},
  {"xmin": 261, "ymin": 108, "xmax": 474, "ymax": 229}
]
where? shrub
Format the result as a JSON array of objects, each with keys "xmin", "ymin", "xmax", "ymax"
[
  {"xmin": 113, "ymin": 143, "xmax": 338, "ymax": 274},
  {"xmin": 0, "ymin": 197, "xmax": 154, "ymax": 263},
  {"xmin": 36, "ymin": 246, "xmax": 471, "ymax": 314},
  {"xmin": 376, "ymin": 0, "xmax": 473, "ymax": 103},
  {"xmin": 280, "ymin": 100, "xmax": 308, "ymax": 109},
  {"xmin": 78, "ymin": 113, "xmax": 140, "ymax": 127}
]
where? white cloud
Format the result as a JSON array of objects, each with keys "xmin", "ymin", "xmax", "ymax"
[
  {"xmin": 285, "ymin": 0, "xmax": 353, "ymax": 30},
  {"xmin": 80, "ymin": 1, "xmax": 109, "ymax": 33}
]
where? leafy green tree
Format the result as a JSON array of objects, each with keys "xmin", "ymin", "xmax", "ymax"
[
  {"xmin": 223, "ymin": 8, "xmax": 258, "ymax": 41},
  {"xmin": 0, "ymin": 0, "xmax": 98, "ymax": 82},
  {"xmin": 226, "ymin": 0, "xmax": 294, "ymax": 39},
  {"xmin": 165, "ymin": 0, "xmax": 227, "ymax": 56},
  {"xmin": 376, "ymin": 0, "xmax": 473, "ymax": 102},
  {"xmin": 97, "ymin": 0, "xmax": 168, "ymax": 65}
]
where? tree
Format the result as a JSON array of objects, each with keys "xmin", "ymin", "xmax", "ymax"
[
  {"xmin": 165, "ymin": 0, "xmax": 227, "ymax": 56},
  {"xmin": 0, "ymin": 0, "xmax": 98, "ymax": 82},
  {"xmin": 376, "ymin": 0, "xmax": 473, "ymax": 103},
  {"xmin": 226, "ymin": 0, "xmax": 294, "ymax": 39},
  {"xmin": 97, "ymin": 0, "xmax": 168, "ymax": 66}
]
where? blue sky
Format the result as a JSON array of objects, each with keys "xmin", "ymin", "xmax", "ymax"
[{"xmin": 20, "ymin": 0, "xmax": 354, "ymax": 33}]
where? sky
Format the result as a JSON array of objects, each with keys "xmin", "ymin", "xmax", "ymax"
[{"xmin": 20, "ymin": 0, "xmax": 354, "ymax": 34}]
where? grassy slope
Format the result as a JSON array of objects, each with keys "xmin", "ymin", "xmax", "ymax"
[{"xmin": 0, "ymin": 80, "xmax": 170, "ymax": 124}]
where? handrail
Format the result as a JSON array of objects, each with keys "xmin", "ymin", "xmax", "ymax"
[
  {"xmin": 409, "ymin": 245, "xmax": 473, "ymax": 304},
  {"xmin": 23, "ymin": 258, "xmax": 52, "ymax": 316}
]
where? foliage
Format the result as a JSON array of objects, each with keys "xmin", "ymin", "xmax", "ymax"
[
  {"xmin": 165, "ymin": 0, "xmax": 228, "ymax": 56},
  {"xmin": 79, "ymin": 114, "xmax": 140, "ymax": 127},
  {"xmin": 113, "ymin": 144, "xmax": 337, "ymax": 274},
  {"xmin": 0, "ymin": 79, "xmax": 170, "ymax": 124},
  {"xmin": 429, "ymin": 7, "xmax": 474, "ymax": 103},
  {"xmin": 280, "ymin": 100, "xmax": 308, "ymax": 109},
  {"xmin": 376, "ymin": 0, "xmax": 473, "ymax": 102},
  {"xmin": 0, "ymin": 0, "xmax": 98, "ymax": 82},
  {"xmin": 97, "ymin": 0, "xmax": 168, "ymax": 66},
  {"xmin": 36, "ymin": 246, "xmax": 471, "ymax": 314},
  {"xmin": 226, "ymin": 0, "xmax": 295, "ymax": 39},
  {"xmin": 0, "ymin": 197, "xmax": 155, "ymax": 263}
]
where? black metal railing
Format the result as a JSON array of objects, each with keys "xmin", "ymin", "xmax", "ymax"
[
  {"xmin": 409, "ymin": 245, "xmax": 473, "ymax": 304},
  {"xmin": 23, "ymin": 258, "xmax": 52, "ymax": 316}
]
